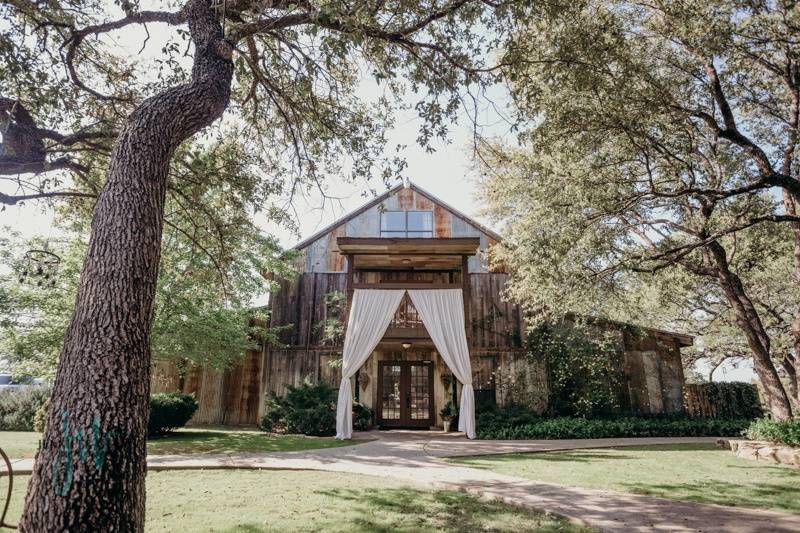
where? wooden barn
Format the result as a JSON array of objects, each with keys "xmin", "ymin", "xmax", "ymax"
[{"xmin": 152, "ymin": 182, "xmax": 692, "ymax": 428}]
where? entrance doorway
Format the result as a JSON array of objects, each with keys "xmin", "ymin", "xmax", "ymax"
[{"xmin": 377, "ymin": 360, "xmax": 434, "ymax": 428}]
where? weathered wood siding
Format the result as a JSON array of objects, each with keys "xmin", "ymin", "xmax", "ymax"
[
  {"xmin": 269, "ymin": 273, "xmax": 347, "ymax": 346},
  {"xmin": 270, "ymin": 272, "xmax": 524, "ymax": 351},
  {"xmin": 265, "ymin": 272, "xmax": 686, "ymax": 416},
  {"xmin": 301, "ymin": 186, "xmax": 498, "ymax": 273},
  {"xmin": 469, "ymin": 273, "xmax": 525, "ymax": 350},
  {"xmin": 263, "ymin": 349, "xmax": 343, "ymax": 394},
  {"xmin": 621, "ymin": 331, "xmax": 686, "ymax": 415},
  {"xmin": 150, "ymin": 348, "xmax": 265, "ymax": 425}
]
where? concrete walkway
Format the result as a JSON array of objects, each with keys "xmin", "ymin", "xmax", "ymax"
[{"xmin": 6, "ymin": 432, "xmax": 799, "ymax": 532}]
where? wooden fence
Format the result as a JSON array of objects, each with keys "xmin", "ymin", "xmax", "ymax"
[
  {"xmin": 683, "ymin": 381, "xmax": 763, "ymax": 419},
  {"xmin": 151, "ymin": 348, "xmax": 265, "ymax": 426},
  {"xmin": 684, "ymin": 383, "xmax": 716, "ymax": 418}
]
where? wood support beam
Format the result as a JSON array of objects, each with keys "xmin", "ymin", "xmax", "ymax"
[
  {"xmin": 462, "ymin": 255, "xmax": 472, "ymax": 347},
  {"xmin": 344, "ymin": 253, "xmax": 355, "ymax": 324},
  {"xmin": 352, "ymin": 282, "xmax": 460, "ymax": 290}
]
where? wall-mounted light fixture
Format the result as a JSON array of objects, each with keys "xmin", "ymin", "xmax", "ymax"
[{"xmin": 401, "ymin": 342, "xmax": 412, "ymax": 350}]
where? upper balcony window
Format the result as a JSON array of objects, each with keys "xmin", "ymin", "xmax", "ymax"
[{"xmin": 380, "ymin": 211, "xmax": 433, "ymax": 238}]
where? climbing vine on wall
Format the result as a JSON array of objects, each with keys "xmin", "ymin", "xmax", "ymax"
[
  {"xmin": 315, "ymin": 291, "xmax": 346, "ymax": 347},
  {"xmin": 530, "ymin": 321, "xmax": 625, "ymax": 418},
  {"xmin": 315, "ymin": 291, "xmax": 346, "ymax": 369}
]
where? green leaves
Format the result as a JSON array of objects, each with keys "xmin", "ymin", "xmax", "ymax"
[
  {"xmin": 0, "ymin": 193, "xmax": 293, "ymax": 374},
  {"xmin": 480, "ymin": 0, "xmax": 800, "ymax": 352},
  {"xmin": 746, "ymin": 418, "xmax": 800, "ymax": 447},
  {"xmin": 531, "ymin": 321, "xmax": 624, "ymax": 418}
]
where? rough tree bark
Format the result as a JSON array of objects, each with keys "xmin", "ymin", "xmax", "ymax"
[
  {"xmin": 707, "ymin": 242, "xmax": 793, "ymax": 420},
  {"xmin": 784, "ymin": 355, "xmax": 798, "ymax": 405},
  {"xmin": 781, "ymin": 79, "xmax": 800, "ymax": 410},
  {"xmin": 19, "ymin": 2, "xmax": 233, "ymax": 531},
  {"xmin": 784, "ymin": 194, "xmax": 800, "ymax": 409}
]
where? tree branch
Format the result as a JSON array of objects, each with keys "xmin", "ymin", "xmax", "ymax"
[
  {"xmin": 0, "ymin": 189, "xmax": 97, "ymax": 205},
  {"xmin": 64, "ymin": 9, "xmax": 188, "ymax": 101}
]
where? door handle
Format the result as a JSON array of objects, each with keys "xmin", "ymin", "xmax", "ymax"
[{"xmin": 406, "ymin": 393, "xmax": 411, "ymax": 408}]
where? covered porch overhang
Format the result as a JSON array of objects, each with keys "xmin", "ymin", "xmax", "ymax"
[
  {"xmin": 337, "ymin": 237, "xmax": 476, "ymax": 343},
  {"xmin": 337, "ymin": 237, "xmax": 480, "ymax": 273}
]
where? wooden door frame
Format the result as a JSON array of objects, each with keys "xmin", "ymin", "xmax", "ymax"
[{"xmin": 377, "ymin": 360, "xmax": 434, "ymax": 428}]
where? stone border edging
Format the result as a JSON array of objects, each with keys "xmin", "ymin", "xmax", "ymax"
[{"xmin": 721, "ymin": 439, "xmax": 800, "ymax": 468}]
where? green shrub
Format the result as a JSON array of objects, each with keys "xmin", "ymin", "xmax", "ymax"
[
  {"xmin": 260, "ymin": 381, "xmax": 337, "ymax": 436},
  {"xmin": 260, "ymin": 393, "xmax": 286, "ymax": 433},
  {"xmin": 148, "ymin": 392, "xmax": 198, "ymax": 437},
  {"xmin": 353, "ymin": 402, "xmax": 373, "ymax": 431},
  {"xmin": 701, "ymin": 382, "xmax": 763, "ymax": 419},
  {"xmin": 477, "ymin": 404, "xmax": 750, "ymax": 440},
  {"xmin": 0, "ymin": 387, "xmax": 51, "ymax": 431},
  {"xmin": 286, "ymin": 404, "xmax": 336, "ymax": 436},
  {"xmin": 746, "ymin": 418, "xmax": 800, "ymax": 447}
]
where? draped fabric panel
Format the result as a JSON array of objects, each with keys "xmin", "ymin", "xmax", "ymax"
[
  {"xmin": 335, "ymin": 289, "xmax": 406, "ymax": 440},
  {"xmin": 408, "ymin": 289, "xmax": 476, "ymax": 439}
]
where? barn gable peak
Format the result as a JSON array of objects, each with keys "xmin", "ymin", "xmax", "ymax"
[{"xmin": 294, "ymin": 180, "xmax": 501, "ymax": 251}]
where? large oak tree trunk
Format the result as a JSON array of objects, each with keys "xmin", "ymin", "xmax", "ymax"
[
  {"xmin": 783, "ymin": 190, "xmax": 800, "ymax": 409},
  {"xmin": 708, "ymin": 242, "xmax": 793, "ymax": 420},
  {"xmin": 19, "ymin": 2, "xmax": 233, "ymax": 531},
  {"xmin": 784, "ymin": 355, "xmax": 799, "ymax": 406}
]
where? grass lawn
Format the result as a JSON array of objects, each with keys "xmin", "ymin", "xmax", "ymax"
[
  {"xmin": 0, "ymin": 431, "xmax": 41, "ymax": 459},
  {"xmin": 146, "ymin": 427, "xmax": 362, "ymax": 455},
  {"xmin": 0, "ymin": 428, "xmax": 362, "ymax": 459},
  {"xmin": 451, "ymin": 443, "xmax": 800, "ymax": 514},
  {"xmin": 5, "ymin": 470, "xmax": 591, "ymax": 532}
]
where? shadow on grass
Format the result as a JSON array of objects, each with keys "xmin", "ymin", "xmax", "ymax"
[
  {"xmin": 460, "ymin": 451, "xmax": 639, "ymax": 465},
  {"xmin": 458, "ymin": 443, "xmax": 722, "ymax": 466},
  {"xmin": 455, "ymin": 442, "xmax": 800, "ymax": 515},
  {"xmin": 218, "ymin": 486, "xmax": 587, "ymax": 533},
  {"xmin": 147, "ymin": 429, "xmax": 355, "ymax": 455},
  {"xmin": 620, "ymin": 478, "xmax": 800, "ymax": 514}
]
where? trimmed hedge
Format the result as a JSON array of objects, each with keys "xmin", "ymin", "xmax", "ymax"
[
  {"xmin": 703, "ymin": 382, "xmax": 763, "ymax": 419},
  {"xmin": 261, "ymin": 381, "xmax": 337, "ymax": 436},
  {"xmin": 746, "ymin": 418, "xmax": 800, "ymax": 447},
  {"xmin": 148, "ymin": 392, "xmax": 198, "ymax": 437},
  {"xmin": 0, "ymin": 387, "xmax": 51, "ymax": 431},
  {"xmin": 477, "ymin": 406, "xmax": 750, "ymax": 440}
]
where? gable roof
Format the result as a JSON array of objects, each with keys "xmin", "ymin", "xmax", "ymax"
[{"xmin": 294, "ymin": 181, "xmax": 502, "ymax": 250}]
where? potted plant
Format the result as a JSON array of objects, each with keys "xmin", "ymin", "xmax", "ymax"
[
  {"xmin": 439, "ymin": 401, "xmax": 458, "ymax": 432},
  {"xmin": 352, "ymin": 401, "xmax": 374, "ymax": 431}
]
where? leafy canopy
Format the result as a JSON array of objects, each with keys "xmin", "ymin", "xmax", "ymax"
[{"xmin": 482, "ymin": 0, "xmax": 800, "ymax": 326}]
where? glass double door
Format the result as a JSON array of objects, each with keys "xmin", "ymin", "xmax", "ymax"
[{"xmin": 377, "ymin": 361, "xmax": 434, "ymax": 428}]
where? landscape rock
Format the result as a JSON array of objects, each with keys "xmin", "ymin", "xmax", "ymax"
[{"xmin": 729, "ymin": 440, "xmax": 799, "ymax": 468}]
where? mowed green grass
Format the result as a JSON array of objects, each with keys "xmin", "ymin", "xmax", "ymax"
[
  {"xmin": 5, "ymin": 470, "xmax": 592, "ymax": 532},
  {"xmin": 0, "ymin": 431, "xmax": 41, "ymax": 459},
  {"xmin": 451, "ymin": 443, "xmax": 800, "ymax": 514},
  {"xmin": 1, "ymin": 428, "xmax": 362, "ymax": 459},
  {"xmin": 146, "ymin": 427, "xmax": 363, "ymax": 455}
]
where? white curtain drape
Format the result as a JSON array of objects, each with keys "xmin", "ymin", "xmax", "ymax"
[
  {"xmin": 408, "ymin": 289, "xmax": 476, "ymax": 439},
  {"xmin": 335, "ymin": 289, "xmax": 406, "ymax": 440}
]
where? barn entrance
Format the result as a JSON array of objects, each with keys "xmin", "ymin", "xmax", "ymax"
[
  {"xmin": 333, "ymin": 237, "xmax": 480, "ymax": 440},
  {"xmin": 377, "ymin": 360, "xmax": 434, "ymax": 428}
]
